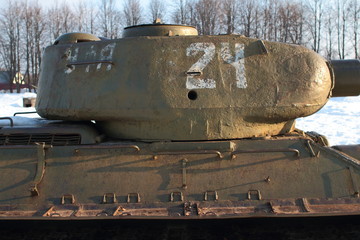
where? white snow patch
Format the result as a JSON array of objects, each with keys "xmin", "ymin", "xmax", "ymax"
[
  {"xmin": 297, "ymin": 96, "xmax": 360, "ymax": 146},
  {"xmin": 0, "ymin": 92, "xmax": 40, "ymax": 123}
]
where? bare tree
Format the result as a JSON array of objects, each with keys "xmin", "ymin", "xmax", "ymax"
[
  {"xmin": 47, "ymin": 3, "xmax": 76, "ymax": 42},
  {"xmin": 236, "ymin": 0, "xmax": 263, "ymax": 38},
  {"xmin": 194, "ymin": 0, "xmax": 220, "ymax": 35},
  {"xmin": 260, "ymin": 0, "xmax": 272, "ymax": 40},
  {"xmin": 99, "ymin": 0, "xmax": 121, "ymax": 38},
  {"xmin": 278, "ymin": 2, "xmax": 304, "ymax": 44},
  {"xmin": 186, "ymin": 0, "xmax": 197, "ymax": 26},
  {"xmin": 221, "ymin": 0, "xmax": 239, "ymax": 34},
  {"xmin": 171, "ymin": 0, "xmax": 188, "ymax": 24},
  {"xmin": 123, "ymin": 0, "xmax": 142, "ymax": 26},
  {"xmin": 336, "ymin": 0, "xmax": 350, "ymax": 59},
  {"xmin": 306, "ymin": 0, "xmax": 324, "ymax": 53},
  {"xmin": 292, "ymin": 2, "xmax": 305, "ymax": 44},
  {"xmin": 239, "ymin": 0, "xmax": 256, "ymax": 37},
  {"xmin": 321, "ymin": 4, "xmax": 336, "ymax": 59},
  {"xmin": 31, "ymin": 3, "xmax": 45, "ymax": 89},
  {"xmin": 72, "ymin": 1, "xmax": 98, "ymax": 35},
  {"xmin": 0, "ymin": 0, "xmax": 23, "ymax": 92},
  {"xmin": 171, "ymin": 0, "xmax": 197, "ymax": 26},
  {"xmin": 23, "ymin": 2, "xmax": 45, "ymax": 91},
  {"xmin": 350, "ymin": 0, "xmax": 360, "ymax": 58},
  {"xmin": 148, "ymin": 0, "xmax": 166, "ymax": 22},
  {"xmin": 74, "ymin": 1, "xmax": 87, "ymax": 32}
]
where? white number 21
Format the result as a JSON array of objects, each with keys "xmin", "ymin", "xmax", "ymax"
[{"xmin": 185, "ymin": 42, "xmax": 246, "ymax": 89}]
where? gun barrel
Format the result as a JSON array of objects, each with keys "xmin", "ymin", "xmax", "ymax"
[{"xmin": 331, "ymin": 59, "xmax": 360, "ymax": 97}]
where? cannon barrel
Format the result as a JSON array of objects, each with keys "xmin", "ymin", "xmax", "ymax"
[{"xmin": 331, "ymin": 59, "xmax": 360, "ymax": 97}]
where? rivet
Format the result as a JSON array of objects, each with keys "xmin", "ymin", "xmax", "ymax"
[{"xmin": 265, "ymin": 176, "xmax": 271, "ymax": 183}]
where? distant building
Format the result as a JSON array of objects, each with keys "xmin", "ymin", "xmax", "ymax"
[
  {"xmin": 0, "ymin": 71, "xmax": 26, "ymax": 90},
  {"xmin": 0, "ymin": 71, "xmax": 10, "ymax": 90}
]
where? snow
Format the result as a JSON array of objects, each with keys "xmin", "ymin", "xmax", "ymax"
[
  {"xmin": 0, "ymin": 92, "xmax": 359, "ymax": 146},
  {"xmin": 296, "ymin": 96, "xmax": 360, "ymax": 146},
  {"xmin": 0, "ymin": 92, "xmax": 41, "ymax": 126}
]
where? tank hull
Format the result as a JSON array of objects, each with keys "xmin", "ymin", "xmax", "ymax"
[{"xmin": 1, "ymin": 122, "xmax": 360, "ymax": 220}]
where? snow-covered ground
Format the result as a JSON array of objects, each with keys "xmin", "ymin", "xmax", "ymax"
[
  {"xmin": 0, "ymin": 92, "xmax": 38, "ymax": 114},
  {"xmin": 0, "ymin": 93, "xmax": 359, "ymax": 146},
  {"xmin": 296, "ymin": 96, "xmax": 360, "ymax": 146}
]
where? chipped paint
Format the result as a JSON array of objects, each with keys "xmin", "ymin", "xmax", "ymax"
[
  {"xmin": 65, "ymin": 43, "xmax": 116, "ymax": 74},
  {"xmin": 98, "ymin": 43, "xmax": 116, "ymax": 71},
  {"xmin": 65, "ymin": 47, "xmax": 79, "ymax": 74},
  {"xmin": 85, "ymin": 46, "xmax": 97, "ymax": 73},
  {"xmin": 185, "ymin": 42, "xmax": 246, "ymax": 89},
  {"xmin": 186, "ymin": 43, "xmax": 216, "ymax": 89},
  {"xmin": 221, "ymin": 43, "xmax": 247, "ymax": 88},
  {"xmin": 190, "ymin": 120, "xmax": 193, "ymax": 134},
  {"xmin": 65, "ymin": 66, "xmax": 74, "ymax": 74}
]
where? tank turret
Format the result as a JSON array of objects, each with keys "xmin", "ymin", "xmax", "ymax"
[{"xmin": 36, "ymin": 23, "xmax": 359, "ymax": 141}]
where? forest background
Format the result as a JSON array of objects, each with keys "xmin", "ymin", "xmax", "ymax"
[{"xmin": 0, "ymin": 0, "xmax": 359, "ymax": 92}]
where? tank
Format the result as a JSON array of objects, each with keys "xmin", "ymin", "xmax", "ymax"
[{"xmin": 0, "ymin": 22, "xmax": 360, "ymax": 238}]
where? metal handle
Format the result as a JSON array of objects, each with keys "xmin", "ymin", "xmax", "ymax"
[
  {"xmin": 127, "ymin": 193, "xmax": 140, "ymax": 203},
  {"xmin": 247, "ymin": 190, "xmax": 262, "ymax": 200},
  {"xmin": 13, "ymin": 111, "xmax": 37, "ymax": 116},
  {"xmin": 170, "ymin": 192, "xmax": 184, "ymax": 202},
  {"xmin": 66, "ymin": 60, "xmax": 114, "ymax": 68},
  {"xmin": 186, "ymin": 71, "xmax": 202, "ymax": 76},
  {"xmin": 232, "ymin": 148, "xmax": 300, "ymax": 158},
  {"xmin": 204, "ymin": 191, "xmax": 218, "ymax": 201},
  {"xmin": 75, "ymin": 144, "xmax": 140, "ymax": 153},
  {"xmin": 0, "ymin": 117, "xmax": 13, "ymax": 127},
  {"xmin": 154, "ymin": 150, "xmax": 223, "ymax": 159},
  {"xmin": 30, "ymin": 142, "xmax": 52, "ymax": 196},
  {"xmin": 61, "ymin": 194, "xmax": 75, "ymax": 204},
  {"xmin": 102, "ymin": 193, "xmax": 117, "ymax": 204}
]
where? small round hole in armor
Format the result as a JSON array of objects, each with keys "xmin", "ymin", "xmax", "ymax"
[{"xmin": 188, "ymin": 90, "xmax": 197, "ymax": 100}]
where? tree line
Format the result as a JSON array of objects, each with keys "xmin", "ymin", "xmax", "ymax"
[{"xmin": 0, "ymin": 0, "xmax": 359, "ymax": 92}]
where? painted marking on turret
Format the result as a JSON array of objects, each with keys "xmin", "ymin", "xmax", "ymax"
[
  {"xmin": 65, "ymin": 47, "xmax": 79, "ymax": 74},
  {"xmin": 65, "ymin": 43, "xmax": 116, "ymax": 74},
  {"xmin": 85, "ymin": 46, "xmax": 97, "ymax": 73},
  {"xmin": 186, "ymin": 43, "xmax": 216, "ymax": 89},
  {"xmin": 220, "ymin": 43, "xmax": 247, "ymax": 88},
  {"xmin": 186, "ymin": 42, "xmax": 247, "ymax": 89},
  {"xmin": 99, "ymin": 43, "xmax": 116, "ymax": 71}
]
